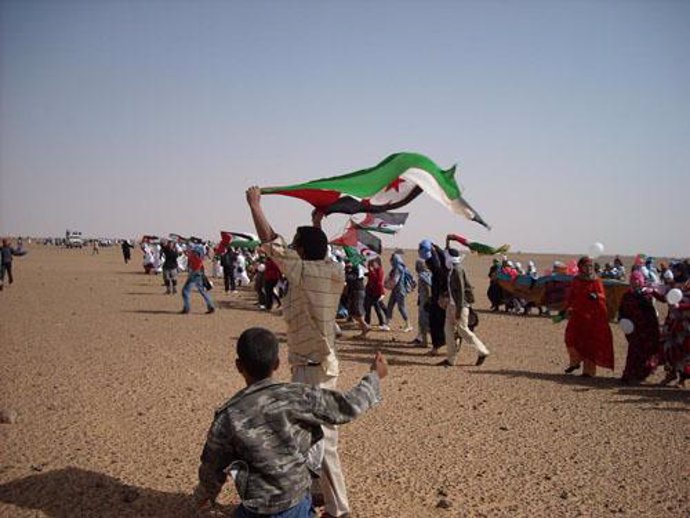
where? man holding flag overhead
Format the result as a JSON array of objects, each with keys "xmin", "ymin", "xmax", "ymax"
[{"xmin": 245, "ymin": 186, "xmax": 351, "ymax": 518}]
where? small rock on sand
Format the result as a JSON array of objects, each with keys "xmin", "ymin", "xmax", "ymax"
[
  {"xmin": 0, "ymin": 409, "xmax": 18, "ymax": 424},
  {"xmin": 436, "ymin": 498, "xmax": 453, "ymax": 509}
]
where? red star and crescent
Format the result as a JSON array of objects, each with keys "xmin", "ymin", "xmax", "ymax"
[{"xmin": 384, "ymin": 177, "xmax": 406, "ymax": 192}]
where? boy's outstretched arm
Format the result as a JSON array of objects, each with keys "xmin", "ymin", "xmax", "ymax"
[{"xmin": 308, "ymin": 352, "xmax": 388, "ymax": 426}]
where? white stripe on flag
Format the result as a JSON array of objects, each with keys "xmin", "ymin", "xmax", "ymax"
[{"xmin": 401, "ymin": 168, "xmax": 476, "ymax": 221}]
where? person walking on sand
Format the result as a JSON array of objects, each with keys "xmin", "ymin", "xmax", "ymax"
[
  {"xmin": 411, "ymin": 258, "xmax": 432, "ymax": 347},
  {"xmin": 1, "ymin": 238, "xmax": 26, "ymax": 291},
  {"xmin": 439, "ymin": 246, "xmax": 490, "ymax": 367},
  {"xmin": 385, "ymin": 251, "xmax": 414, "ymax": 332},
  {"xmin": 193, "ymin": 327, "xmax": 387, "ymax": 517},
  {"xmin": 221, "ymin": 247, "xmax": 238, "ymax": 293},
  {"xmin": 263, "ymin": 256, "xmax": 283, "ymax": 311},
  {"xmin": 160, "ymin": 240, "xmax": 180, "ymax": 295},
  {"xmin": 246, "ymin": 186, "xmax": 352, "ymax": 518},
  {"xmin": 235, "ymin": 250, "xmax": 250, "ymax": 287},
  {"xmin": 364, "ymin": 257, "xmax": 389, "ymax": 331},
  {"xmin": 121, "ymin": 240, "xmax": 133, "ymax": 264},
  {"xmin": 419, "ymin": 239, "xmax": 450, "ymax": 356},
  {"xmin": 344, "ymin": 259, "xmax": 370, "ymax": 338},
  {"xmin": 618, "ymin": 269, "xmax": 659, "ymax": 384},
  {"xmin": 180, "ymin": 244, "xmax": 215, "ymax": 314},
  {"xmin": 563, "ymin": 256, "xmax": 614, "ymax": 377}
]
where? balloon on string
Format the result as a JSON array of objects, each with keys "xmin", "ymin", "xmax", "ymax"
[
  {"xmin": 588, "ymin": 242, "xmax": 605, "ymax": 259},
  {"xmin": 618, "ymin": 318, "xmax": 634, "ymax": 335},
  {"xmin": 666, "ymin": 288, "xmax": 683, "ymax": 305}
]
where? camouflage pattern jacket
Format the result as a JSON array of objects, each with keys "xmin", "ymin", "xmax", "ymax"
[{"xmin": 195, "ymin": 372, "xmax": 382, "ymax": 514}]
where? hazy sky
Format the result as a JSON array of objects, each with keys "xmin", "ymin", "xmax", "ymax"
[{"xmin": 1, "ymin": 0, "xmax": 689, "ymax": 256}]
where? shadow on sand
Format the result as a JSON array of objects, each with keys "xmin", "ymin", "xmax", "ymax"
[
  {"xmin": 472, "ymin": 369, "xmax": 620, "ymax": 388},
  {"xmin": 0, "ymin": 467, "xmax": 234, "ymax": 518},
  {"xmin": 124, "ymin": 309, "xmax": 182, "ymax": 315},
  {"xmin": 609, "ymin": 386, "xmax": 689, "ymax": 409},
  {"xmin": 472, "ymin": 369, "xmax": 689, "ymax": 407},
  {"xmin": 336, "ymin": 340, "xmax": 476, "ymax": 368},
  {"xmin": 474, "ymin": 308, "xmax": 551, "ymax": 319},
  {"xmin": 216, "ymin": 299, "xmax": 267, "ymax": 313}
]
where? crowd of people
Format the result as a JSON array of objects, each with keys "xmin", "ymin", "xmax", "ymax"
[
  {"xmin": 564, "ymin": 254, "xmax": 690, "ymax": 387},
  {"xmin": 484, "ymin": 251, "xmax": 690, "ymax": 386},
  {"xmin": 131, "ymin": 227, "xmax": 690, "ymax": 394},
  {"xmin": 134, "ymin": 237, "xmax": 281, "ymax": 314}
]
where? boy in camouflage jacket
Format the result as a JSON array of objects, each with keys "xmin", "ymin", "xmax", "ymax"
[{"xmin": 194, "ymin": 327, "xmax": 387, "ymax": 517}]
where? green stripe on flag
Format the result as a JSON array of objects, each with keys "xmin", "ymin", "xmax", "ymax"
[{"xmin": 262, "ymin": 152, "xmax": 460, "ymax": 200}]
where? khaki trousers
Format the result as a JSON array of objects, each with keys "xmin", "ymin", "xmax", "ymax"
[
  {"xmin": 292, "ymin": 365, "xmax": 349, "ymax": 517},
  {"xmin": 445, "ymin": 304, "xmax": 490, "ymax": 365}
]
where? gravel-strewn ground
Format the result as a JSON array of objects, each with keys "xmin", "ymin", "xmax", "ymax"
[{"xmin": 1, "ymin": 245, "xmax": 687, "ymax": 517}]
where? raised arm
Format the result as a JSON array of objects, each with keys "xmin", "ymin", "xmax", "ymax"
[
  {"xmin": 446, "ymin": 233, "xmax": 469, "ymax": 249},
  {"xmin": 246, "ymin": 186, "xmax": 278, "ymax": 243}
]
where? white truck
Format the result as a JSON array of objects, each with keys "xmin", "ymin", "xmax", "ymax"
[{"xmin": 65, "ymin": 230, "xmax": 84, "ymax": 248}]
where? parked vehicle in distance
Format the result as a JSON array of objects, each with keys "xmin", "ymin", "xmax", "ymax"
[{"xmin": 65, "ymin": 230, "xmax": 84, "ymax": 248}]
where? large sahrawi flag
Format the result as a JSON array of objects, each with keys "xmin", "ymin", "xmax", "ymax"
[
  {"xmin": 330, "ymin": 227, "xmax": 382, "ymax": 255},
  {"xmin": 350, "ymin": 212, "xmax": 408, "ymax": 235},
  {"xmin": 261, "ymin": 152, "xmax": 490, "ymax": 229}
]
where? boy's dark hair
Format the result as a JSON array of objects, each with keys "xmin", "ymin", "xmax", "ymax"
[
  {"xmin": 293, "ymin": 226, "xmax": 328, "ymax": 260},
  {"xmin": 237, "ymin": 327, "xmax": 279, "ymax": 379}
]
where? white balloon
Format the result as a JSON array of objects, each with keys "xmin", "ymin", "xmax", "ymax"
[
  {"xmin": 588, "ymin": 242, "xmax": 605, "ymax": 259},
  {"xmin": 666, "ymin": 288, "xmax": 683, "ymax": 305},
  {"xmin": 618, "ymin": 318, "xmax": 635, "ymax": 335}
]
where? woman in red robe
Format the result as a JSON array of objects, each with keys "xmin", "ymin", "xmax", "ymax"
[{"xmin": 564, "ymin": 256, "xmax": 614, "ymax": 377}]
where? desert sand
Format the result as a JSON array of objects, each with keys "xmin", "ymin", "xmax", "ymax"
[{"xmin": 0, "ymin": 245, "xmax": 688, "ymax": 517}]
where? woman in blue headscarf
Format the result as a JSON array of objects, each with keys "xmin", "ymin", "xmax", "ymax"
[{"xmin": 419, "ymin": 239, "xmax": 449, "ymax": 353}]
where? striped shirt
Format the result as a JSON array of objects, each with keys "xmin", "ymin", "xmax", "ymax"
[{"xmin": 265, "ymin": 237, "xmax": 345, "ymax": 376}]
